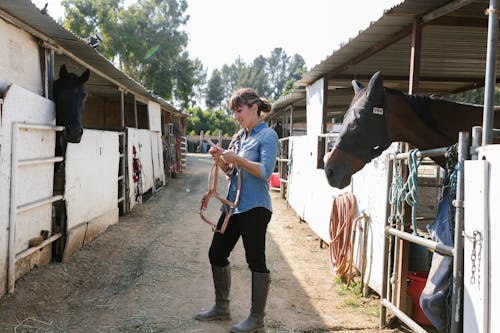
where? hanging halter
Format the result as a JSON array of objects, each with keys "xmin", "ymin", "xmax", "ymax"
[{"xmin": 199, "ymin": 141, "xmax": 242, "ymax": 234}]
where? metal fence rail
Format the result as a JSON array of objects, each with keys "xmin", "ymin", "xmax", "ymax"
[{"xmin": 380, "ymin": 132, "xmax": 468, "ymax": 333}]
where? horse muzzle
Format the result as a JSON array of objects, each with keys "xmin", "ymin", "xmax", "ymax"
[
  {"xmin": 325, "ymin": 166, "xmax": 351, "ymax": 189},
  {"xmin": 323, "ymin": 147, "xmax": 366, "ymax": 189}
]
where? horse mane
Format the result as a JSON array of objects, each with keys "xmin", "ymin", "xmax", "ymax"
[{"xmin": 384, "ymin": 87, "xmax": 441, "ymax": 134}]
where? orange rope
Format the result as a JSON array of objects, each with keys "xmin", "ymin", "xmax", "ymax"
[
  {"xmin": 199, "ymin": 163, "xmax": 241, "ymax": 234},
  {"xmin": 329, "ymin": 192, "xmax": 359, "ymax": 285}
]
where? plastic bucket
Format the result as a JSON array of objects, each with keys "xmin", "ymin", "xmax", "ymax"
[
  {"xmin": 269, "ymin": 173, "xmax": 280, "ymax": 188},
  {"xmin": 407, "ymin": 271, "xmax": 432, "ymax": 326}
]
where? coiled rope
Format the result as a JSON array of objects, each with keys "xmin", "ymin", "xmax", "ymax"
[
  {"xmin": 329, "ymin": 192, "xmax": 366, "ymax": 285},
  {"xmin": 388, "ymin": 149, "xmax": 422, "ymax": 235}
]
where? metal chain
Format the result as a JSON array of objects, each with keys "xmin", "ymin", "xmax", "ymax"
[{"xmin": 463, "ymin": 230, "xmax": 481, "ymax": 284}]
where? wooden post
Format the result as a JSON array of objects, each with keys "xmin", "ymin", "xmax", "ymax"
[
  {"xmin": 393, "ymin": 16, "xmax": 423, "ymax": 314},
  {"xmin": 200, "ymin": 130, "xmax": 204, "ymax": 153}
]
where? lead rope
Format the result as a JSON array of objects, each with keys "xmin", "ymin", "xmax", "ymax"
[
  {"xmin": 199, "ymin": 162, "xmax": 241, "ymax": 234},
  {"xmin": 388, "ymin": 149, "xmax": 422, "ymax": 235}
]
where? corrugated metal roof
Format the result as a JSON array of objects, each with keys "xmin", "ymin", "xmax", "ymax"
[
  {"xmin": 0, "ymin": 0, "xmax": 183, "ymax": 116},
  {"xmin": 272, "ymin": 0, "xmax": 497, "ymax": 122}
]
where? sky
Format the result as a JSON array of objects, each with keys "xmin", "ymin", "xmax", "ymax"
[{"xmin": 32, "ymin": 0, "xmax": 401, "ymax": 74}]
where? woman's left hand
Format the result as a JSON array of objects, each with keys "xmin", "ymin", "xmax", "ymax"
[{"xmin": 220, "ymin": 150, "xmax": 238, "ymax": 165}]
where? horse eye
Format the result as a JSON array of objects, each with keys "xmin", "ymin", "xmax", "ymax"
[{"xmin": 373, "ymin": 145, "xmax": 380, "ymax": 150}]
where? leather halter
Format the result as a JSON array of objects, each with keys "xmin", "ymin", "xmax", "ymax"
[{"xmin": 200, "ymin": 161, "xmax": 241, "ymax": 234}]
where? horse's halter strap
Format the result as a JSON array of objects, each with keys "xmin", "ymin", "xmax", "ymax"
[{"xmin": 199, "ymin": 162, "xmax": 241, "ymax": 234}]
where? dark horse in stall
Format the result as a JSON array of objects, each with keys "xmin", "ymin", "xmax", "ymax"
[
  {"xmin": 324, "ymin": 71, "xmax": 500, "ymax": 189},
  {"xmin": 52, "ymin": 64, "xmax": 89, "ymax": 260},
  {"xmin": 54, "ymin": 64, "xmax": 90, "ymax": 147}
]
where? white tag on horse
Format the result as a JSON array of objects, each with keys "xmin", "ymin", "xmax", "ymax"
[{"xmin": 373, "ymin": 107, "xmax": 384, "ymax": 115}]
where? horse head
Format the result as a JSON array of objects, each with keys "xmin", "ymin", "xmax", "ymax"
[
  {"xmin": 53, "ymin": 64, "xmax": 90, "ymax": 143},
  {"xmin": 324, "ymin": 72, "xmax": 391, "ymax": 189}
]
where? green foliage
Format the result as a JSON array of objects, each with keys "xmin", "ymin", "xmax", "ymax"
[
  {"xmin": 447, "ymin": 86, "xmax": 500, "ymax": 105},
  {"xmin": 206, "ymin": 69, "xmax": 225, "ymax": 109},
  {"xmin": 334, "ymin": 276, "xmax": 362, "ymax": 297},
  {"xmin": 206, "ymin": 48, "xmax": 307, "ymax": 112},
  {"xmin": 61, "ymin": 1, "xmax": 307, "ymax": 110},
  {"xmin": 61, "ymin": 0, "xmax": 206, "ymax": 109},
  {"xmin": 185, "ymin": 107, "xmax": 239, "ymax": 137}
]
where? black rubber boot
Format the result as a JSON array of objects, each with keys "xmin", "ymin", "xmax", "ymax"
[
  {"xmin": 230, "ymin": 272, "xmax": 270, "ymax": 333},
  {"xmin": 194, "ymin": 265, "xmax": 231, "ymax": 321}
]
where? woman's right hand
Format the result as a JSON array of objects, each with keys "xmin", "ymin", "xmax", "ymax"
[{"xmin": 209, "ymin": 146, "xmax": 225, "ymax": 164}]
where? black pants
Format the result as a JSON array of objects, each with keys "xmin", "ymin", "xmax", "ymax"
[{"xmin": 209, "ymin": 207, "xmax": 271, "ymax": 273}]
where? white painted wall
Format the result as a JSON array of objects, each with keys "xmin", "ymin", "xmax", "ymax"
[
  {"xmin": 0, "ymin": 84, "xmax": 55, "ymax": 293},
  {"xmin": 148, "ymin": 101, "xmax": 161, "ymax": 132},
  {"xmin": 350, "ymin": 146, "xmax": 395, "ymax": 295},
  {"xmin": 0, "ymin": 18, "xmax": 43, "ymax": 96},
  {"xmin": 286, "ymin": 79, "xmax": 393, "ymax": 294},
  {"xmin": 64, "ymin": 130, "xmax": 120, "ymax": 230},
  {"xmin": 306, "ymin": 79, "xmax": 324, "ymax": 136},
  {"xmin": 464, "ymin": 159, "xmax": 488, "ymax": 333},
  {"xmin": 286, "ymin": 130, "xmax": 393, "ymax": 295},
  {"xmin": 127, "ymin": 128, "xmax": 165, "ymax": 211},
  {"xmin": 464, "ymin": 145, "xmax": 500, "ymax": 333}
]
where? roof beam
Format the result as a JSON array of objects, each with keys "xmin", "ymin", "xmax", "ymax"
[
  {"xmin": 328, "ymin": 74, "xmax": 499, "ymax": 84},
  {"xmin": 324, "ymin": 23, "xmax": 414, "ymax": 81},
  {"xmin": 422, "ymin": 0, "xmax": 476, "ymax": 23}
]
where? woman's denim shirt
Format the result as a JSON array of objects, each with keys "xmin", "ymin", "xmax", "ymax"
[{"xmin": 226, "ymin": 122, "xmax": 279, "ymax": 214}]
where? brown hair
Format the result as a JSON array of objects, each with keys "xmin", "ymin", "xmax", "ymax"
[{"xmin": 229, "ymin": 88, "xmax": 272, "ymax": 116}]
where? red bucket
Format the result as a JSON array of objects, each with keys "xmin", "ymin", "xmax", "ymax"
[
  {"xmin": 269, "ymin": 173, "xmax": 280, "ymax": 188},
  {"xmin": 407, "ymin": 271, "xmax": 432, "ymax": 326}
]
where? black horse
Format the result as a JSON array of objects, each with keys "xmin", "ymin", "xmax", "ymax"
[
  {"xmin": 53, "ymin": 64, "xmax": 90, "ymax": 144},
  {"xmin": 52, "ymin": 64, "xmax": 89, "ymax": 261}
]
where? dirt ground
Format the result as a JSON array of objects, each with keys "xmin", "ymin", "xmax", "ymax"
[{"xmin": 0, "ymin": 153, "xmax": 403, "ymax": 333}]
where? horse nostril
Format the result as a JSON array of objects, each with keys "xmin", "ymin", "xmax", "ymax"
[{"xmin": 325, "ymin": 168, "xmax": 333, "ymax": 178}]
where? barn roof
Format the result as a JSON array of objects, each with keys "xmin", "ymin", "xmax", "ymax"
[
  {"xmin": 269, "ymin": 0, "xmax": 498, "ymax": 123},
  {"xmin": 0, "ymin": 0, "xmax": 184, "ymax": 116}
]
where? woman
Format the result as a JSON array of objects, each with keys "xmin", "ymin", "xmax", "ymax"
[{"xmin": 194, "ymin": 88, "xmax": 279, "ymax": 333}]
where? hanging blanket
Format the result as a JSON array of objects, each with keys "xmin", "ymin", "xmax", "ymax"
[
  {"xmin": 420, "ymin": 146, "xmax": 458, "ymax": 332},
  {"xmin": 420, "ymin": 188, "xmax": 453, "ymax": 331}
]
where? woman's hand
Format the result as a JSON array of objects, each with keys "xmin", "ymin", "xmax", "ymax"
[
  {"xmin": 220, "ymin": 150, "xmax": 238, "ymax": 165},
  {"xmin": 209, "ymin": 146, "xmax": 226, "ymax": 164}
]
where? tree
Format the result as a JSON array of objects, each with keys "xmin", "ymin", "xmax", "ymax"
[
  {"xmin": 206, "ymin": 49, "xmax": 307, "ymax": 110},
  {"xmin": 185, "ymin": 107, "xmax": 239, "ymax": 136},
  {"xmin": 206, "ymin": 69, "xmax": 225, "ymax": 109},
  {"xmin": 61, "ymin": 0, "xmax": 205, "ymax": 108},
  {"xmin": 267, "ymin": 48, "xmax": 306, "ymax": 100}
]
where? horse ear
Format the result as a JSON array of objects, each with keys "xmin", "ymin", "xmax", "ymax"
[
  {"xmin": 366, "ymin": 72, "xmax": 384, "ymax": 102},
  {"xmin": 352, "ymin": 80, "xmax": 364, "ymax": 93},
  {"xmin": 59, "ymin": 64, "xmax": 69, "ymax": 78},
  {"xmin": 79, "ymin": 69, "xmax": 90, "ymax": 83}
]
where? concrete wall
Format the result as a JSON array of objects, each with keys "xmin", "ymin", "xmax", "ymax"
[
  {"xmin": 285, "ymin": 79, "xmax": 395, "ymax": 295},
  {"xmin": 464, "ymin": 145, "xmax": 500, "ymax": 333},
  {"xmin": 63, "ymin": 129, "xmax": 120, "ymax": 260},
  {"xmin": 148, "ymin": 101, "xmax": 161, "ymax": 132},
  {"xmin": 305, "ymin": 78, "xmax": 324, "ymax": 137},
  {"xmin": 127, "ymin": 128, "xmax": 165, "ymax": 211},
  {"xmin": 0, "ymin": 84, "xmax": 55, "ymax": 294},
  {"xmin": 0, "ymin": 18, "xmax": 43, "ymax": 96},
  {"xmin": 286, "ymin": 132, "xmax": 392, "ymax": 294}
]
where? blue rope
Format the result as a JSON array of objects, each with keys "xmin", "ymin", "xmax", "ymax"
[{"xmin": 388, "ymin": 149, "xmax": 422, "ymax": 235}]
